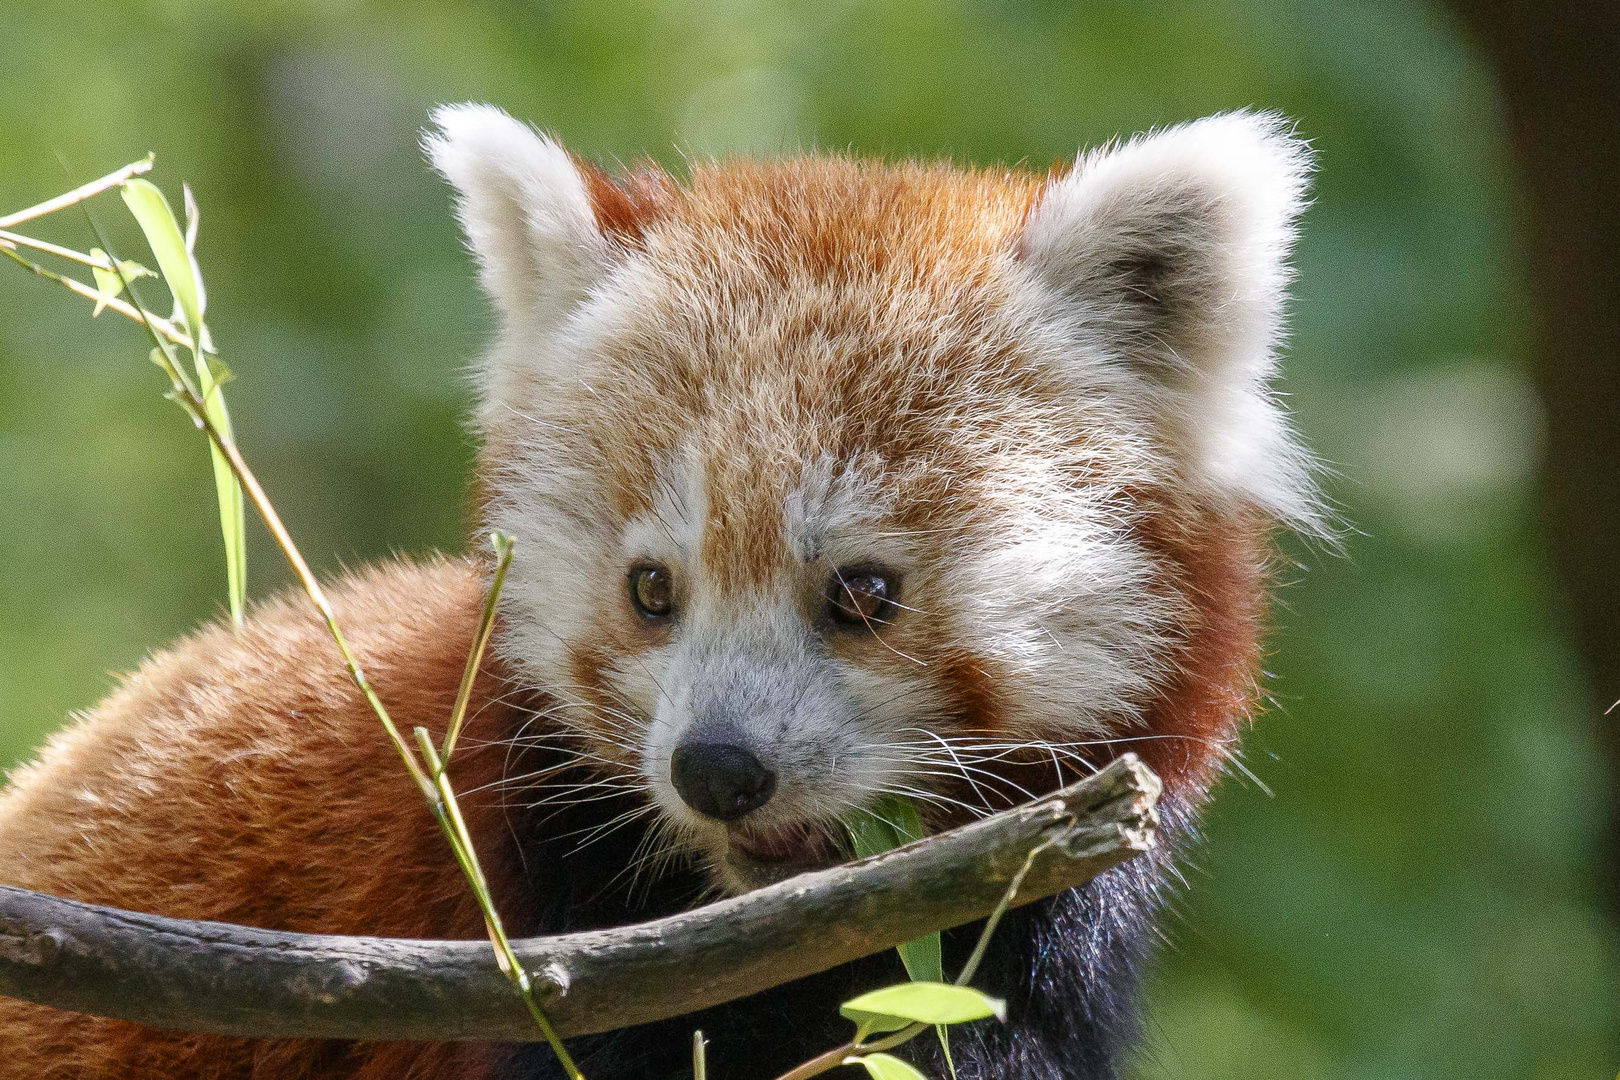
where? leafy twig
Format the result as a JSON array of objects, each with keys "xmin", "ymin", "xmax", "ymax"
[
  {"xmin": 116, "ymin": 233, "xmax": 584, "ymax": 1080},
  {"xmin": 0, "ymin": 228, "xmax": 119, "ymax": 269},
  {"xmin": 412, "ymin": 532, "xmax": 581, "ymax": 1078},
  {"xmin": 0, "ymin": 244, "xmax": 194, "ymax": 349},
  {"xmin": 770, "ymin": 837, "xmax": 1056, "ymax": 1080}
]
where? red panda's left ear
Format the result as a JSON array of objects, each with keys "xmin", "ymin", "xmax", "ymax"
[
  {"xmin": 424, "ymin": 103, "xmax": 610, "ymax": 331},
  {"xmin": 1018, "ymin": 112, "xmax": 1322, "ymax": 532}
]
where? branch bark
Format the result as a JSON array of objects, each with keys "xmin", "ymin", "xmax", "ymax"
[{"xmin": 0, "ymin": 754, "xmax": 1159, "ymax": 1043}]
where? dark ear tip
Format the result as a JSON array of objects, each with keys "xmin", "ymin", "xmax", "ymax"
[{"xmin": 1107, "ymin": 251, "xmax": 1179, "ymax": 310}]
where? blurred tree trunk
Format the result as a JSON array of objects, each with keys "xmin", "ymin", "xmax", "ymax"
[{"xmin": 1449, "ymin": 0, "xmax": 1620, "ymax": 914}]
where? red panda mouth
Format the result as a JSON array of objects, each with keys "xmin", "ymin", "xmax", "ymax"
[{"xmin": 728, "ymin": 821, "xmax": 838, "ymax": 868}]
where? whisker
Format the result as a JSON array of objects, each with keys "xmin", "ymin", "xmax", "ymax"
[
  {"xmin": 833, "ymin": 565, "xmax": 927, "ymax": 667},
  {"xmin": 876, "ymin": 783, "xmax": 996, "ymax": 822},
  {"xmin": 908, "ymin": 727, "xmax": 997, "ymax": 808},
  {"xmin": 560, "ymin": 801, "xmax": 658, "ymax": 852}
]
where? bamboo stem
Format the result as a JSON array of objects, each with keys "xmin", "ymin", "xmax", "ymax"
[
  {"xmin": 442, "ymin": 531, "xmax": 513, "ymax": 761},
  {"xmin": 0, "ymin": 229, "xmax": 117, "ymax": 269},
  {"xmin": 163, "ymin": 342, "xmax": 581, "ymax": 1076},
  {"xmin": 0, "ymin": 154, "xmax": 152, "ymax": 229},
  {"xmin": 0, "ymin": 246, "xmax": 194, "ymax": 349}
]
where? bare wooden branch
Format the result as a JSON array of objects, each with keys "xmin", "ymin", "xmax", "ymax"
[{"xmin": 0, "ymin": 754, "xmax": 1159, "ymax": 1043}]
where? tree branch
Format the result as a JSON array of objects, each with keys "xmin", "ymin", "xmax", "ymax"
[{"xmin": 0, "ymin": 755, "xmax": 1159, "ymax": 1043}]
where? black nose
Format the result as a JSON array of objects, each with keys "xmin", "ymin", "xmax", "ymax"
[{"xmin": 670, "ymin": 742, "xmax": 776, "ymax": 822}]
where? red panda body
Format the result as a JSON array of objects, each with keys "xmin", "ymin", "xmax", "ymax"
[{"xmin": 0, "ymin": 108, "xmax": 1315, "ymax": 1078}]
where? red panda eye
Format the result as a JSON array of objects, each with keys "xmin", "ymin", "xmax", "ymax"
[
  {"xmin": 828, "ymin": 568, "xmax": 898, "ymax": 627},
  {"xmin": 629, "ymin": 564, "xmax": 674, "ymax": 619}
]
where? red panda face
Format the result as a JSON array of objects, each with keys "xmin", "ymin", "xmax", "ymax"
[{"xmin": 427, "ymin": 106, "xmax": 1317, "ymax": 892}]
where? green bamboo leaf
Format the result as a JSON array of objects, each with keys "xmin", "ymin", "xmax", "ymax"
[
  {"xmin": 88, "ymin": 247, "xmax": 120, "ymax": 314},
  {"xmin": 848, "ymin": 794, "xmax": 928, "ymax": 856},
  {"xmin": 846, "ymin": 793, "xmax": 951, "ymax": 1062},
  {"xmin": 123, "ymin": 178, "xmax": 243, "ymax": 624},
  {"xmin": 845, "ymin": 1053, "xmax": 930, "ymax": 1080},
  {"xmin": 200, "ymin": 385, "xmax": 246, "ymax": 625},
  {"xmin": 841, "ymin": 982, "xmax": 1007, "ymax": 1031},
  {"xmin": 87, "ymin": 248, "xmax": 152, "ymax": 316},
  {"xmin": 847, "ymin": 799, "xmax": 941, "ymax": 980},
  {"xmin": 896, "ymin": 918, "xmax": 943, "ymax": 984},
  {"xmin": 120, "ymin": 178, "xmax": 204, "ymax": 338}
]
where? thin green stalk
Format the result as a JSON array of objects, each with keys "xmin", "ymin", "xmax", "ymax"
[
  {"xmin": 950, "ymin": 835, "xmax": 1055, "ymax": 989},
  {"xmin": 74, "ymin": 198, "xmax": 423, "ymax": 798},
  {"xmin": 442, "ymin": 530, "xmax": 514, "ymax": 761},
  {"xmin": 186, "ymin": 359, "xmax": 436, "ymax": 801},
  {"xmin": 0, "ymin": 154, "xmax": 151, "ymax": 229},
  {"xmin": 134, "ymin": 281, "xmax": 580, "ymax": 1076},
  {"xmin": 0, "ymin": 245, "xmax": 194, "ymax": 349},
  {"xmin": 0, "ymin": 228, "xmax": 117, "ymax": 269},
  {"xmin": 415, "ymin": 725, "xmax": 583, "ymax": 1079}
]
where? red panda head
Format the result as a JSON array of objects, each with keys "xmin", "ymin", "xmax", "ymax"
[{"xmin": 427, "ymin": 105, "xmax": 1317, "ymax": 893}]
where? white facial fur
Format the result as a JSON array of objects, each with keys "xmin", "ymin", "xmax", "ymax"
[{"xmin": 427, "ymin": 104, "xmax": 1316, "ymax": 892}]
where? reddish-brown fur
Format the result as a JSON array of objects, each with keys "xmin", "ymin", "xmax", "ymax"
[
  {"xmin": 0, "ymin": 558, "xmax": 518, "ymax": 1078},
  {"xmin": 574, "ymin": 157, "xmax": 676, "ymax": 246},
  {"xmin": 1129, "ymin": 502, "xmax": 1268, "ymax": 793}
]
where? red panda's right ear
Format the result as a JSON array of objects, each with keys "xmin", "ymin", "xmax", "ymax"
[
  {"xmin": 1017, "ymin": 112, "xmax": 1321, "ymax": 534},
  {"xmin": 424, "ymin": 103, "xmax": 609, "ymax": 329}
]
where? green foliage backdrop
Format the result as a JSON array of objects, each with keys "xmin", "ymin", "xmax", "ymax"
[{"xmin": 1, "ymin": 1, "xmax": 1613, "ymax": 1076}]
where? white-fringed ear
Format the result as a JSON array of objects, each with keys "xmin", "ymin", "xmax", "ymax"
[
  {"xmin": 424, "ymin": 103, "xmax": 607, "ymax": 328},
  {"xmin": 1019, "ymin": 112, "xmax": 1320, "ymax": 530}
]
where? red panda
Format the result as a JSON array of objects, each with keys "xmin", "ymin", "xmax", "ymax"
[{"xmin": 0, "ymin": 105, "xmax": 1316, "ymax": 1079}]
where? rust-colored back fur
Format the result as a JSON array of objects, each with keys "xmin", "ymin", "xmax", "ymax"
[{"xmin": 0, "ymin": 558, "xmax": 512, "ymax": 1079}]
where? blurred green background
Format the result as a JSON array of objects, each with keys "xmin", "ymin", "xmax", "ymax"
[{"xmin": 1, "ymin": 1, "xmax": 1614, "ymax": 1076}]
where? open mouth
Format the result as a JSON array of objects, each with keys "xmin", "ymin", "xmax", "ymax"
[{"xmin": 726, "ymin": 822, "xmax": 841, "ymax": 879}]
